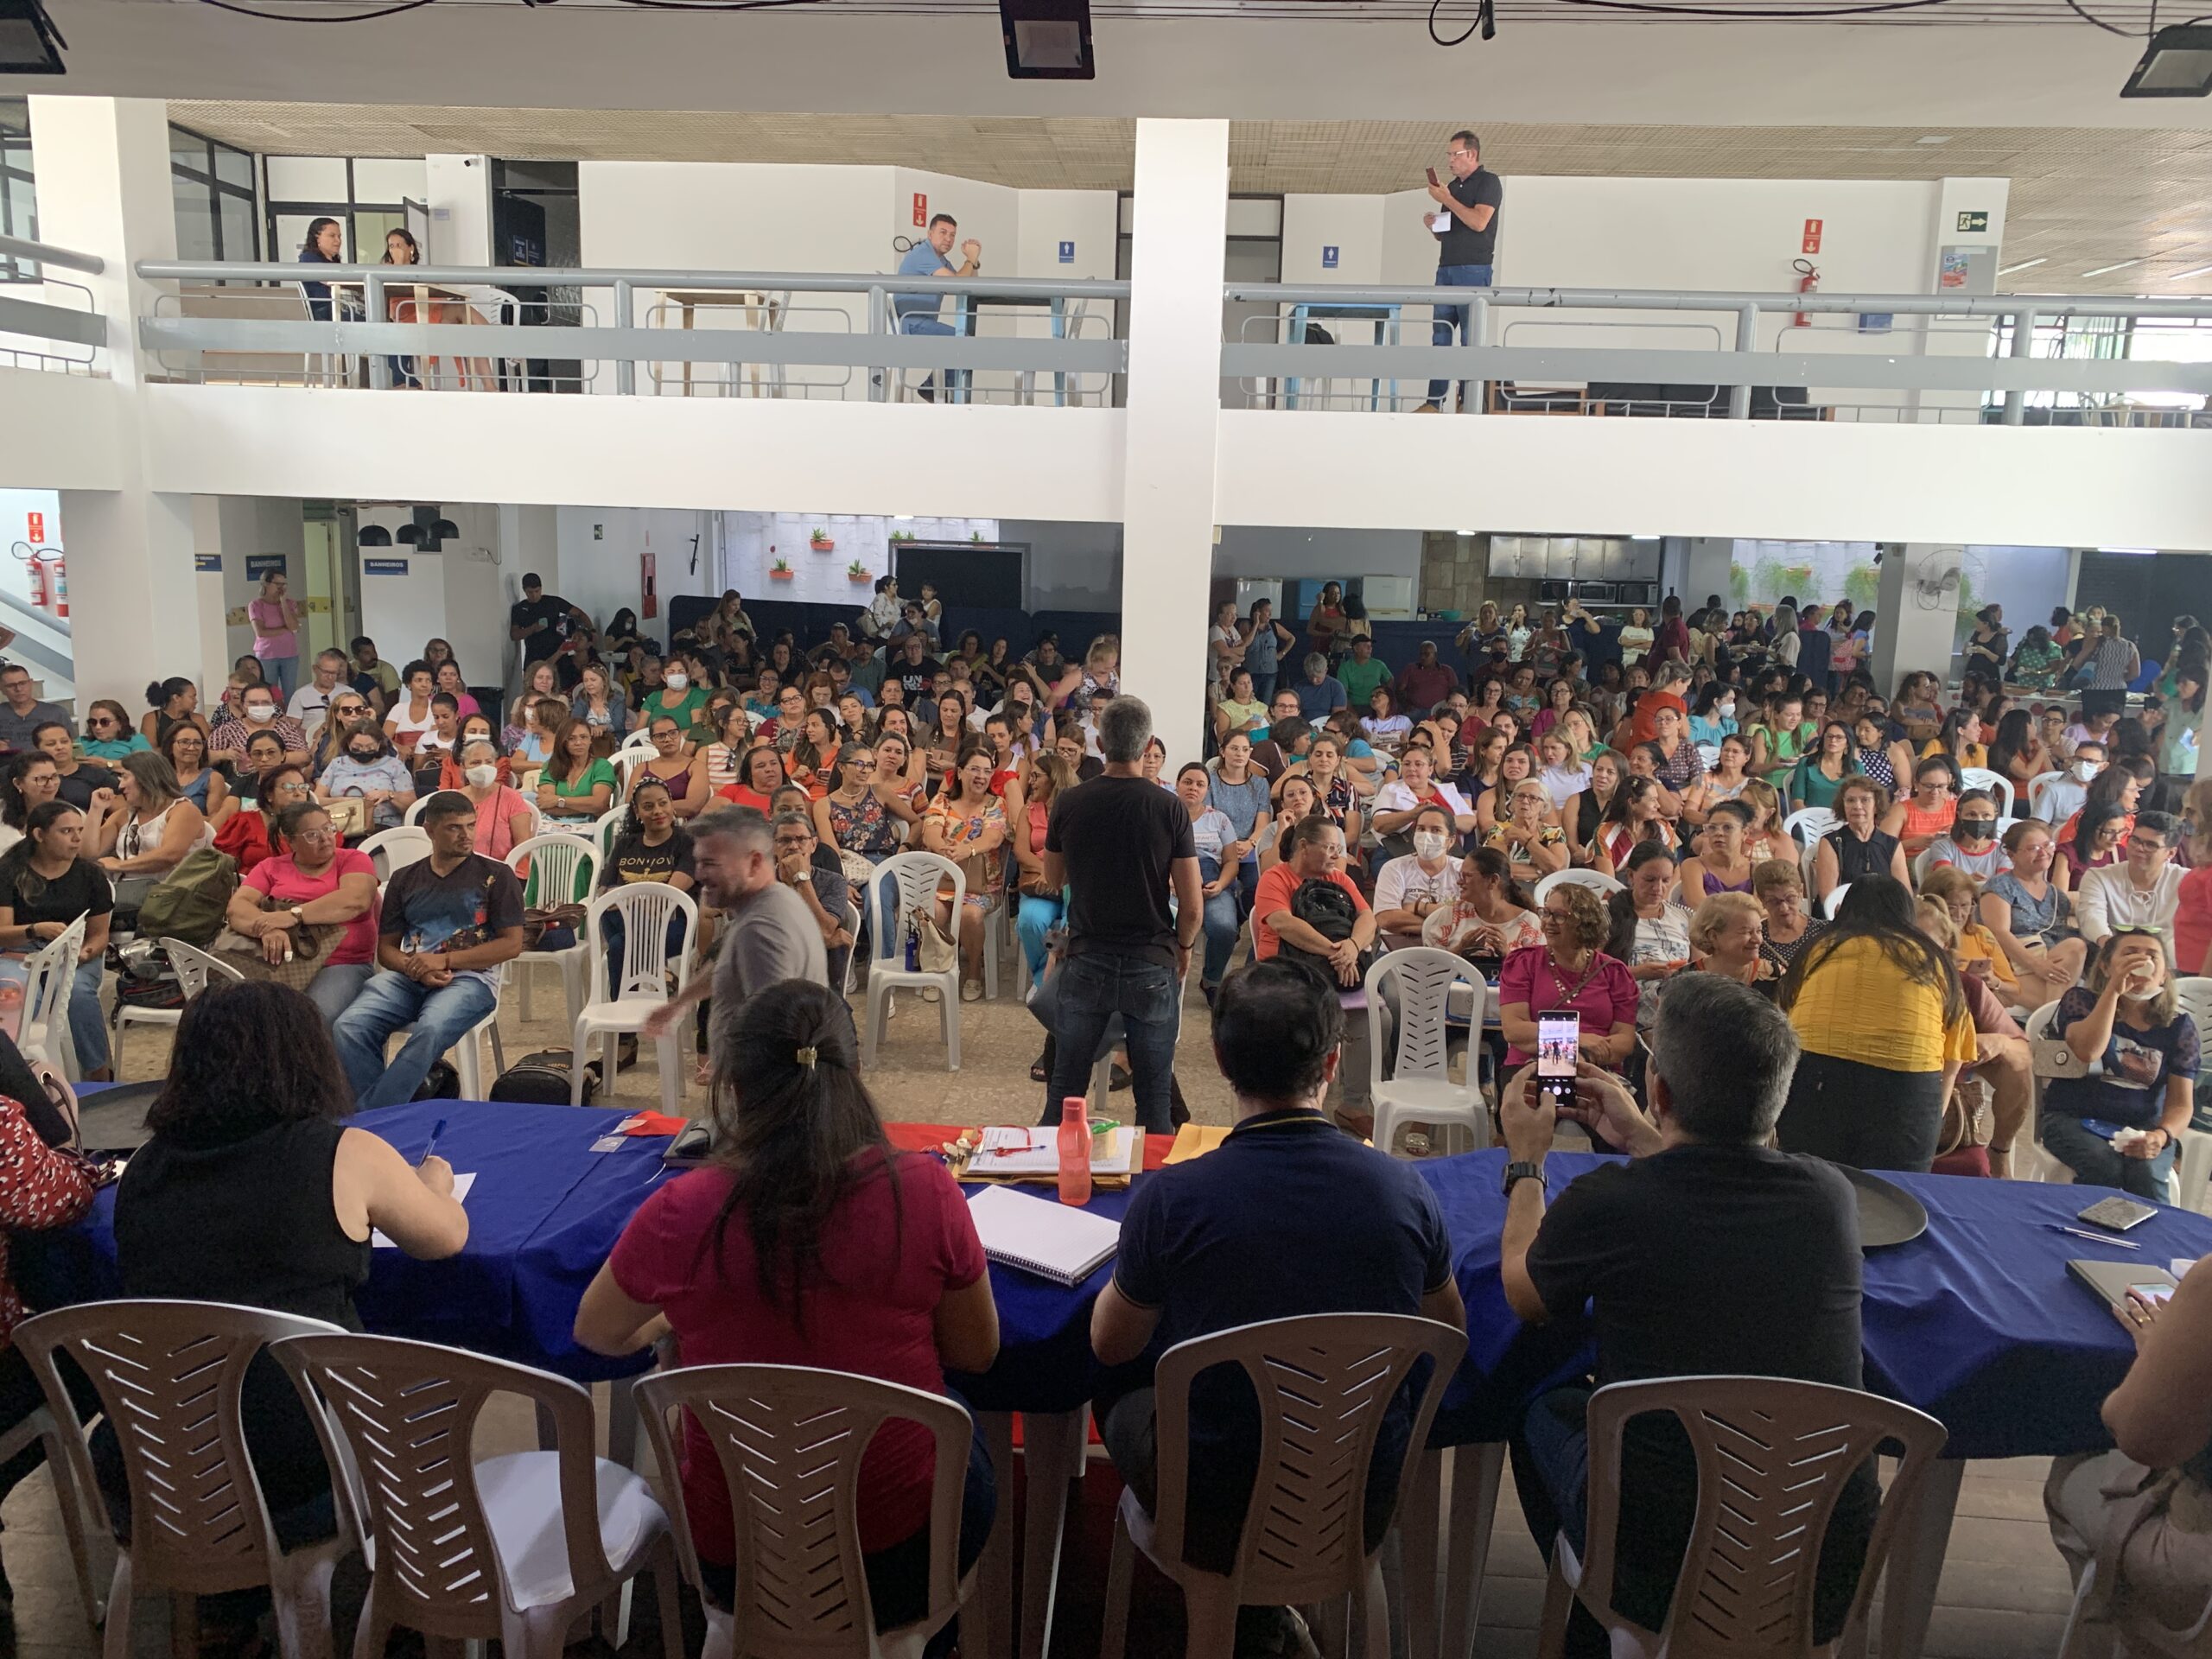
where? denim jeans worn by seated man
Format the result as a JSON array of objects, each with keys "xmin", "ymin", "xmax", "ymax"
[
  {"xmin": 334, "ymin": 970, "xmax": 497, "ymax": 1110},
  {"xmin": 1041, "ymin": 952, "xmax": 1179, "ymax": 1135},
  {"xmin": 1429, "ymin": 263, "xmax": 1493, "ymax": 406}
]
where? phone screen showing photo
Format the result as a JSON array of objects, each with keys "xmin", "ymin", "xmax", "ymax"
[
  {"xmin": 1538, "ymin": 1011, "xmax": 1580, "ymax": 1101},
  {"xmin": 2132, "ymin": 1282, "xmax": 2177, "ymax": 1307}
]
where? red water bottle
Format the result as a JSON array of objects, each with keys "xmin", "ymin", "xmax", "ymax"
[{"xmin": 1056, "ymin": 1096, "xmax": 1093, "ymax": 1206}]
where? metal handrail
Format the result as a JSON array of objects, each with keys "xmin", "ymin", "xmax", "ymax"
[
  {"xmin": 135, "ymin": 262, "xmax": 1128, "ymax": 300},
  {"xmin": 1223, "ymin": 283, "xmax": 2212, "ymax": 321},
  {"xmin": 0, "ymin": 233, "xmax": 105, "ymax": 276}
]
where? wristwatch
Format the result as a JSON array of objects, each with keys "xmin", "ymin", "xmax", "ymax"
[
  {"xmin": 288, "ymin": 906, "xmax": 305, "ymax": 925},
  {"xmin": 1503, "ymin": 1160, "xmax": 1546, "ymax": 1198}
]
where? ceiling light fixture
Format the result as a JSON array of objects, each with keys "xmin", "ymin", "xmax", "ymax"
[
  {"xmin": 1916, "ymin": 135, "xmax": 1952, "ymax": 144},
  {"xmin": 2096, "ymin": 545, "xmax": 2158, "ymax": 555},
  {"xmin": 1998, "ymin": 258, "xmax": 2048, "ymax": 275},
  {"xmin": 2123, "ymin": 24, "xmax": 2212, "ymax": 96},
  {"xmin": 2082, "ymin": 258, "xmax": 2149, "ymax": 276},
  {"xmin": 998, "ymin": 0, "xmax": 1093, "ymax": 79},
  {"xmin": 2170, "ymin": 263, "xmax": 2212, "ymax": 280},
  {"xmin": 0, "ymin": 0, "xmax": 67, "ymax": 73}
]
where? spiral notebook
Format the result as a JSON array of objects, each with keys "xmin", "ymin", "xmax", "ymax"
[{"xmin": 964, "ymin": 1184, "xmax": 1121, "ymax": 1287}]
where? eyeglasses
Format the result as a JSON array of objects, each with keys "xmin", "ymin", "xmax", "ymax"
[
  {"xmin": 847, "ymin": 760, "xmax": 877, "ymax": 772},
  {"xmin": 87, "ymin": 718, "xmax": 114, "ymax": 729}
]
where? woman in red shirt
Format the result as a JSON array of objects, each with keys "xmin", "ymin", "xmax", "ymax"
[
  {"xmin": 575, "ymin": 981, "xmax": 999, "ymax": 1645},
  {"xmin": 714, "ymin": 743, "xmax": 789, "ymax": 813}
]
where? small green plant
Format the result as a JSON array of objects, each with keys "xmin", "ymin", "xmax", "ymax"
[
  {"xmin": 848, "ymin": 559, "xmax": 870, "ymax": 580},
  {"xmin": 769, "ymin": 556, "xmax": 793, "ymax": 579},
  {"xmin": 970, "ymin": 531, "xmax": 983, "ymax": 543}
]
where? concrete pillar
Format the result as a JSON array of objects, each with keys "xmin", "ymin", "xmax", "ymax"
[
  {"xmin": 1871, "ymin": 543, "xmax": 1964, "ymax": 696},
  {"xmin": 425, "ymin": 156, "xmax": 494, "ymax": 265},
  {"xmin": 1677, "ymin": 538, "xmax": 1737, "ymax": 614},
  {"xmin": 1116, "ymin": 119, "xmax": 1229, "ymax": 768},
  {"xmin": 32, "ymin": 96, "xmax": 220, "ymax": 705}
]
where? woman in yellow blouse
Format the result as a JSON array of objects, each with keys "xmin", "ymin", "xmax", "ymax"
[{"xmin": 1776, "ymin": 874, "xmax": 1975, "ymax": 1172}]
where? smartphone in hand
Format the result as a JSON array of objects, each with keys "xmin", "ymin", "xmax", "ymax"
[{"xmin": 1427, "ymin": 167, "xmax": 1441, "ymax": 188}]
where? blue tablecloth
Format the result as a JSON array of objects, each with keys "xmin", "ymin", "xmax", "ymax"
[
  {"xmin": 1418, "ymin": 1147, "xmax": 2212, "ymax": 1459},
  {"xmin": 53, "ymin": 1097, "xmax": 1130, "ymax": 1406}
]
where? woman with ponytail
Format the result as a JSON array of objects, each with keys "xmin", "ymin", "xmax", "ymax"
[{"xmin": 574, "ymin": 978, "xmax": 1000, "ymax": 1653}]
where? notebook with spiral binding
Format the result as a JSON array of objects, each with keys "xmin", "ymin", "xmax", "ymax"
[{"xmin": 963, "ymin": 1184, "xmax": 1121, "ymax": 1287}]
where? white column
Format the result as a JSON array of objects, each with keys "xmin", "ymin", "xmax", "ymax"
[
  {"xmin": 33, "ymin": 96, "xmax": 215, "ymax": 704},
  {"xmin": 1116, "ymin": 119, "xmax": 1229, "ymax": 768},
  {"xmin": 1871, "ymin": 543, "xmax": 1964, "ymax": 696}
]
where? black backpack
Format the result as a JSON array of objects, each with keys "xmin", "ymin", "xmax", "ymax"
[
  {"xmin": 1279, "ymin": 877, "xmax": 1375, "ymax": 984},
  {"xmin": 488, "ymin": 1048, "xmax": 602, "ymax": 1106}
]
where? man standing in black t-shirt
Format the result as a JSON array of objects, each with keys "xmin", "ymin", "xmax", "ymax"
[
  {"xmin": 1419, "ymin": 129, "xmax": 1504, "ymax": 415},
  {"xmin": 1039, "ymin": 696, "xmax": 1201, "ymax": 1133},
  {"xmin": 1496, "ymin": 974, "xmax": 1877, "ymax": 1656},
  {"xmin": 508, "ymin": 572, "xmax": 591, "ymax": 673}
]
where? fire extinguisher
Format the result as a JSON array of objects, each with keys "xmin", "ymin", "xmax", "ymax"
[
  {"xmin": 22, "ymin": 551, "xmax": 44, "ymax": 610},
  {"xmin": 1792, "ymin": 257, "xmax": 1819, "ymax": 327},
  {"xmin": 48, "ymin": 555, "xmax": 66, "ymax": 620}
]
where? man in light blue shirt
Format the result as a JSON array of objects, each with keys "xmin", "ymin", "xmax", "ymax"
[{"xmin": 893, "ymin": 213, "xmax": 982, "ymax": 403}]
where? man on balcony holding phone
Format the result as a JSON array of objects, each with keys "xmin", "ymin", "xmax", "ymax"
[
  {"xmin": 893, "ymin": 213, "xmax": 982, "ymax": 405},
  {"xmin": 1417, "ymin": 130, "xmax": 1503, "ymax": 416}
]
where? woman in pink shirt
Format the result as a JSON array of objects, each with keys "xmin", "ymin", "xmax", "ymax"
[{"xmin": 247, "ymin": 570, "xmax": 302, "ymax": 702}]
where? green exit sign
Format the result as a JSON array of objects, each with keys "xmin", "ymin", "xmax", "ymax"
[{"xmin": 1956, "ymin": 211, "xmax": 1990, "ymax": 233}]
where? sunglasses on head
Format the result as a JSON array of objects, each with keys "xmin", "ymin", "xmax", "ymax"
[{"xmin": 2111, "ymin": 924, "xmax": 2167, "ymax": 940}]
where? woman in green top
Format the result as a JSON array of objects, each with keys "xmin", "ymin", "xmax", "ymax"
[
  {"xmin": 1211, "ymin": 668, "xmax": 1269, "ymax": 742},
  {"xmin": 1745, "ymin": 690, "xmax": 1809, "ymax": 781},
  {"xmin": 82, "ymin": 700, "xmax": 153, "ymax": 762},
  {"xmin": 633, "ymin": 658, "xmax": 708, "ymax": 742},
  {"xmin": 1790, "ymin": 721, "xmax": 1860, "ymax": 812},
  {"xmin": 536, "ymin": 718, "xmax": 615, "ymax": 823}
]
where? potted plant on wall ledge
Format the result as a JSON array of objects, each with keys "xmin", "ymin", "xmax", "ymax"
[
  {"xmin": 810, "ymin": 527, "xmax": 836, "ymax": 552},
  {"xmin": 847, "ymin": 560, "xmax": 872, "ymax": 583},
  {"xmin": 769, "ymin": 556, "xmax": 795, "ymax": 582}
]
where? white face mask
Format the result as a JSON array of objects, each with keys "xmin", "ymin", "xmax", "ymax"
[
  {"xmin": 245, "ymin": 703, "xmax": 276, "ymax": 723},
  {"xmin": 664, "ymin": 672, "xmax": 690, "ymax": 691},
  {"xmin": 2075, "ymin": 760, "xmax": 2100, "ymax": 782},
  {"xmin": 464, "ymin": 764, "xmax": 498, "ymax": 787},
  {"xmin": 1413, "ymin": 830, "xmax": 1449, "ymax": 861},
  {"xmin": 1718, "ymin": 700, "xmax": 1736, "ymax": 717}
]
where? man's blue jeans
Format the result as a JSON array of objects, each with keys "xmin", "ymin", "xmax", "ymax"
[
  {"xmin": 333, "ymin": 969, "xmax": 497, "ymax": 1109},
  {"xmin": 1429, "ymin": 263, "xmax": 1493, "ymax": 404},
  {"xmin": 898, "ymin": 315, "xmax": 965, "ymax": 402},
  {"xmin": 1040, "ymin": 951, "xmax": 1179, "ymax": 1135}
]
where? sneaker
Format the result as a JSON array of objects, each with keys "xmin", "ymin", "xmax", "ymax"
[
  {"xmin": 921, "ymin": 986, "xmax": 940, "ymax": 1004},
  {"xmin": 961, "ymin": 977, "xmax": 983, "ymax": 1002}
]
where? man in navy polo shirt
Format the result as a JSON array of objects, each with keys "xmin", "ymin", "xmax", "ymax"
[{"xmin": 1090, "ymin": 960, "xmax": 1465, "ymax": 1657}]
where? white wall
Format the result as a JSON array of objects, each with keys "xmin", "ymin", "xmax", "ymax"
[
  {"xmin": 1281, "ymin": 197, "xmax": 1385, "ymax": 285},
  {"xmin": 352, "ymin": 501, "xmax": 505, "ymax": 687},
  {"xmin": 0, "ymin": 489, "xmax": 61, "ymax": 613},
  {"xmin": 1217, "ymin": 524, "xmax": 1424, "ymax": 585},
  {"xmin": 0, "ymin": 370, "xmax": 124, "ymax": 493},
  {"xmin": 424, "ymin": 154, "xmax": 493, "ymax": 265},
  {"xmin": 1014, "ymin": 192, "xmax": 1119, "ymax": 283},
  {"xmin": 552, "ymin": 507, "xmax": 720, "ymax": 637},
  {"xmin": 722, "ymin": 511, "xmax": 997, "ymax": 607},
  {"xmin": 1001, "ymin": 519, "xmax": 1122, "ymax": 609}
]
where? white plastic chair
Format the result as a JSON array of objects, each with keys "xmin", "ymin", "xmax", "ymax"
[
  {"xmin": 1534, "ymin": 868, "xmax": 1623, "ymax": 905},
  {"xmin": 507, "ymin": 833, "xmax": 601, "ymax": 1030},
  {"xmin": 273, "ymin": 1332, "xmax": 684, "ymax": 1659},
  {"xmin": 1536, "ymin": 1375, "xmax": 1946, "ymax": 1659},
  {"xmin": 387, "ymin": 961, "xmax": 508, "ymax": 1099},
  {"xmin": 1960, "ymin": 766, "xmax": 2015, "ymax": 821},
  {"xmin": 862, "ymin": 851, "xmax": 965, "ymax": 1071},
  {"xmin": 593, "ymin": 804, "xmax": 632, "ymax": 864},
  {"xmin": 1365, "ymin": 947, "xmax": 1487, "ymax": 1157},
  {"xmin": 1783, "ymin": 806, "xmax": 1840, "ymax": 848},
  {"xmin": 1823, "ymin": 882, "xmax": 1852, "ymax": 919},
  {"xmin": 0, "ymin": 1393, "xmax": 105, "ymax": 1630},
  {"xmin": 111, "ymin": 938, "xmax": 245, "ymax": 1073},
  {"xmin": 14, "ymin": 912, "xmax": 86, "ymax": 1079},
  {"xmin": 616, "ymin": 728, "xmax": 659, "ymax": 759},
  {"xmin": 573, "ymin": 882, "xmax": 699, "ymax": 1115},
  {"xmin": 401, "ymin": 792, "xmax": 542, "ymax": 837},
  {"xmin": 1098, "ymin": 1313, "xmax": 1466, "ymax": 1659},
  {"xmin": 636, "ymin": 1363, "xmax": 979, "ymax": 1659},
  {"xmin": 15, "ymin": 1300, "xmax": 354, "ymax": 1659},
  {"xmin": 616, "ymin": 748, "xmax": 662, "ymax": 798},
  {"xmin": 1694, "ymin": 743, "xmax": 1722, "ymax": 772},
  {"xmin": 358, "ymin": 823, "xmax": 432, "ymax": 883},
  {"xmin": 2026, "ymin": 770, "xmax": 2071, "ymax": 823}
]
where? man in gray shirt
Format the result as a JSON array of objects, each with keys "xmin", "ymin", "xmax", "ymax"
[
  {"xmin": 643, "ymin": 805, "xmax": 828, "ymax": 1067},
  {"xmin": 0, "ymin": 664, "xmax": 69, "ymax": 753}
]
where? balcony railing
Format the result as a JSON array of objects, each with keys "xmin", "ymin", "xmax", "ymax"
[
  {"xmin": 132, "ymin": 261, "xmax": 1128, "ymax": 404},
  {"xmin": 0, "ymin": 234, "xmax": 106, "ymax": 376},
  {"xmin": 1220, "ymin": 283, "xmax": 2212, "ymax": 428}
]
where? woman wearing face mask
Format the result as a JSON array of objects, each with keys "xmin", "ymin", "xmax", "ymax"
[
  {"xmin": 1687, "ymin": 682, "xmax": 1738, "ymax": 748},
  {"xmin": 433, "ymin": 716, "xmax": 501, "ymax": 791},
  {"xmin": 454, "ymin": 740, "xmax": 536, "ymax": 860},
  {"xmin": 315, "ymin": 722, "xmax": 416, "ymax": 832},
  {"xmin": 1921, "ymin": 788, "xmax": 2011, "ymax": 881},
  {"xmin": 634, "ymin": 655, "xmax": 706, "ymax": 740},
  {"xmin": 1814, "ymin": 776, "xmax": 1910, "ymax": 902},
  {"xmin": 1882, "ymin": 757, "xmax": 1960, "ymax": 861},
  {"xmin": 2041, "ymin": 931, "xmax": 2200, "ymax": 1199},
  {"xmin": 1371, "ymin": 804, "xmax": 1462, "ymax": 940}
]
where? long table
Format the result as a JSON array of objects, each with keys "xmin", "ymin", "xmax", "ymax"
[{"xmin": 59, "ymin": 1107, "xmax": 2202, "ymax": 1659}]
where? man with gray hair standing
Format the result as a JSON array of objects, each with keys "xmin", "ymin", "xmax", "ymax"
[
  {"xmin": 1040, "ymin": 696, "xmax": 1203, "ymax": 1135},
  {"xmin": 643, "ymin": 805, "xmax": 828, "ymax": 1065},
  {"xmin": 1495, "ymin": 972, "xmax": 1875, "ymax": 1656}
]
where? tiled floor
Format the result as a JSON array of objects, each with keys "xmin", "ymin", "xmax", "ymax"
[{"xmin": 0, "ymin": 976, "xmax": 2085, "ymax": 1656}]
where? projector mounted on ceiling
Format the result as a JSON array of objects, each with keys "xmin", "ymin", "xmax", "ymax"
[
  {"xmin": 999, "ymin": 0, "xmax": 1093, "ymax": 78},
  {"xmin": 0, "ymin": 0, "xmax": 67, "ymax": 73},
  {"xmin": 2122, "ymin": 23, "xmax": 2212, "ymax": 95}
]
